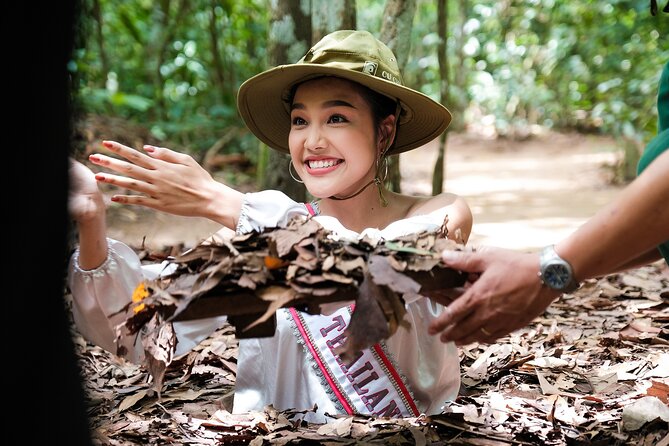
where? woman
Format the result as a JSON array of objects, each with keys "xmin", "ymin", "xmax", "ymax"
[{"xmin": 69, "ymin": 29, "xmax": 473, "ymax": 422}]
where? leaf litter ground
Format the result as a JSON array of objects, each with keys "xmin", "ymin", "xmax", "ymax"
[{"xmin": 68, "ymin": 259, "xmax": 668, "ymax": 445}]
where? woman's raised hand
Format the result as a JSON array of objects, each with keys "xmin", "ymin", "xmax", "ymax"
[
  {"xmin": 69, "ymin": 158, "xmax": 106, "ymax": 224},
  {"xmin": 89, "ymin": 141, "xmax": 244, "ymax": 226}
]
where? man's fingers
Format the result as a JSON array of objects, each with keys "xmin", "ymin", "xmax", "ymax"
[
  {"xmin": 441, "ymin": 249, "xmax": 486, "ymax": 274},
  {"xmin": 428, "ymin": 292, "xmax": 474, "ymax": 335}
]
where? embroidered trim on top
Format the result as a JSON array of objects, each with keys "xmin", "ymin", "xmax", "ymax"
[
  {"xmin": 305, "ymin": 201, "xmax": 320, "ymax": 216},
  {"xmin": 235, "ymin": 196, "xmax": 251, "ymax": 235},
  {"xmin": 70, "ymin": 238, "xmax": 119, "ymax": 282}
]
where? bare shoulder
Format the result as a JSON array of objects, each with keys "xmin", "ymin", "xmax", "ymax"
[
  {"xmin": 405, "ymin": 192, "xmax": 468, "ymax": 216},
  {"xmin": 404, "ymin": 192, "xmax": 473, "ymax": 243}
]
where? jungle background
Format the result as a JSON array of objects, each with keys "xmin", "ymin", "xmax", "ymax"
[{"xmin": 61, "ymin": 0, "xmax": 669, "ymax": 444}]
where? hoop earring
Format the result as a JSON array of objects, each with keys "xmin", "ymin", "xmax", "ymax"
[
  {"xmin": 374, "ymin": 155, "xmax": 389, "ymax": 207},
  {"xmin": 288, "ymin": 161, "xmax": 304, "ymax": 183},
  {"xmin": 376, "ymin": 155, "xmax": 389, "ymax": 183}
]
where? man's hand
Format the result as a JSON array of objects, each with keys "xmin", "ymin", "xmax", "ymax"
[{"xmin": 428, "ymin": 246, "xmax": 561, "ymax": 345}]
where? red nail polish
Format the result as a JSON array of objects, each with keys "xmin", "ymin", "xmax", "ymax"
[
  {"xmin": 89, "ymin": 155, "xmax": 99, "ymax": 162},
  {"xmin": 143, "ymin": 145, "xmax": 155, "ymax": 153},
  {"xmin": 102, "ymin": 141, "xmax": 112, "ymax": 148}
]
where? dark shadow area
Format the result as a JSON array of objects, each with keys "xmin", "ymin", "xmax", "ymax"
[{"xmin": 9, "ymin": 2, "xmax": 93, "ymax": 444}]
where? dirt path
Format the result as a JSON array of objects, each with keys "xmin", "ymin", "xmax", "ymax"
[
  {"xmin": 107, "ymin": 130, "xmax": 625, "ymax": 251},
  {"xmin": 403, "ymin": 131, "xmax": 624, "ymax": 250}
]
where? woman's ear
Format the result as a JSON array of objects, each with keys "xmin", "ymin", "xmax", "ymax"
[{"xmin": 377, "ymin": 114, "xmax": 397, "ymax": 154}]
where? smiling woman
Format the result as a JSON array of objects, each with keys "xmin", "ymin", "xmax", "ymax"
[{"xmin": 67, "ymin": 29, "xmax": 473, "ymax": 423}]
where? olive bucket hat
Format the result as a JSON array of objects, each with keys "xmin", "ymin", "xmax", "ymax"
[{"xmin": 236, "ymin": 29, "xmax": 452, "ymax": 156}]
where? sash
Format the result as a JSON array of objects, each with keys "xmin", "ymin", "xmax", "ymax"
[
  {"xmin": 295, "ymin": 201, "xmax": 419, "ymax": 417},
  {"xmin": 289, "ymin": 302, "xmax": 419, "ymax": 417}
]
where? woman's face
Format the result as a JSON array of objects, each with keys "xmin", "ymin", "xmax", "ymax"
[{"xmin": 288, "ymin": 77, "xmax": 381, "ymax": 199}]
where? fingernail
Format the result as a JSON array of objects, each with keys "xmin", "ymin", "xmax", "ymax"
[
  {"xmin": 143, "ymin": 145, "xmax": 155, "ymax": 153},
  {"xmin": 441, "ymin": 250, "xmax": 459, "ymax": 261},
  {"xmin": 89, "ymin": 155, "xmax": 100, "ymax": 162},
  {"xmin": 102, "ymin": 141, "xmax": 112, "ymax": 148}
]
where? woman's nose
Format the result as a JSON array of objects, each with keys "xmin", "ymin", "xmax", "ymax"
[{"xmin": 304, "ymin": 126, "xmax": 326, "ymax": 151}]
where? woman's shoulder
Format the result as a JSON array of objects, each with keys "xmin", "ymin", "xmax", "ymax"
[
  {"xmin": 401, "ymin": 192, "xmax": 473, "ymax": 243},
  {"xmin": 403, "ymin": 191, "xmax": 468, "ymax": 218}
]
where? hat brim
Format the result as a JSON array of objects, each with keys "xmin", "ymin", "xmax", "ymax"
[{"xmin": 237, "ymin": 64, "xmax": 451, "ymax": 155}]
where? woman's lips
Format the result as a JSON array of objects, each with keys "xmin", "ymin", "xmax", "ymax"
[{"xmin": 304, "ymin": 159, "xmax": 343, "ymax": 175}]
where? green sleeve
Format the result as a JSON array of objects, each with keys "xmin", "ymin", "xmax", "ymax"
[{"xmin": 658, "ymin": 60, "xmax": 669, "ymax": 132}]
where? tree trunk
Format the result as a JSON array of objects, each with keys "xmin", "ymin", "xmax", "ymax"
[
  {"xmin": 380, "ymin": 0, "xmax": 417, "ymax": 193},
  {"xmin": 450, "ymin": 0, "xmax": 467, "ymax": 131},
  {"xmin": 207, "ymin": 1, "xmax": 226, "ymax": 99},
  {"xmin": 91, "ymin": 0, "xmax": 109, "ymax": 83},
  {"xmin": 260, "ymin": 0, "xmax": 312, "ymax": 201},
  {"xmin": 146, "ymin": 0, "xmax": 189, "ymax": 121},
  {"xmin": 312, "ymin": 0, "xmax": 356, "ymax": 42},
  {"xmin": 432, "ymin": 0, "xmax": 450, "ymax": 195}
]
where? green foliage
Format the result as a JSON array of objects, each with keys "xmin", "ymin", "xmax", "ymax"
[
  {"xmin": 71, "ymin": 0, "xmax": 268, "ymax": 153},
  {"xmin": 72, "ymin": 0, "xmax": 666, "ymax": 180}
]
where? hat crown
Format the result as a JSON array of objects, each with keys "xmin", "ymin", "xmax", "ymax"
[
  {"xmin": 298, "ymin": 30, "xmax": 404, "ymax": 87},
  {"xmin": 236, "ymin": 29, "xmax": 451, "ymax": 156}
]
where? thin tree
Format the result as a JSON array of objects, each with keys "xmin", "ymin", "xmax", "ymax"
[
  {"xmin": 432, "ymin": 0, "xmax": 450, "ymax": 195},
  {"xmin": 379, "ymin": 0, "xmax": 417, "ymax": 193},
  {"xmin": 260, "ymin": 0, "xmax": 312, "ymax": 201},
  {"xmin": 312, "ymin": 0, "xmax": 356, "ymax": 41}
]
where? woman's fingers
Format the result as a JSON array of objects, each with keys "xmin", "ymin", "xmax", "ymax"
[
  {"xmin": 142, "ymin": 144, "xmax": 195, "ymax": 166},
  {"xmin": 93, "ymin": 171, "xmax": 156, "ymax": 196},
  {"xmin": 101, "ymin": 140, "xmax": 158, "ymax": 168},
  {"xmin": 89, "ymin": 153, "xmax": 154, "ymax": 184}
]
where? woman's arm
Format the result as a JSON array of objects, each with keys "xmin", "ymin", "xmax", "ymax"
[
  {"xmin": 89, "ymin": 141, "xmax": 245, "ymax": 230},
  {"xmin": 68, "ymin": 159, "xmax": 109, "ymax": 270}
]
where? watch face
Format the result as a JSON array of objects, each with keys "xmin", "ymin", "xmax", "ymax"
[{"xmin": 544, "ymin": 264, "xmax": 571, "ymax": 289}]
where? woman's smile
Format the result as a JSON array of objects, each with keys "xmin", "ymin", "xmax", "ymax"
[{"xmin": 304, "ymin": 157, "xmax": 344, "ymax": 175}]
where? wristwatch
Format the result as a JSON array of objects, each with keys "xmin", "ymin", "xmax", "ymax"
[{"xmin": 538, "ymin": 245, "xmax": 580, "ymax": 292}]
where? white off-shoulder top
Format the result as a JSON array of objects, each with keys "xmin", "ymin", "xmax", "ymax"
[{"xmin": 68, "ymin": 190, "xmax": 460, "ymax": 423}]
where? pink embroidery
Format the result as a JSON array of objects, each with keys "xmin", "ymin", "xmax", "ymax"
[{"xmin": 289, "ymin": 308, "xmax": 355, "ymax": 414}]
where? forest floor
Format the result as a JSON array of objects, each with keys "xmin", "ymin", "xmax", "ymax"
[{"xmin": 68, "ymin": 129, "xmax": 669, "ymax": 445}]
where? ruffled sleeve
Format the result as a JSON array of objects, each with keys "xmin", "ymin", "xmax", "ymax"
[
  {"xmin": 236, "ymin": 190, "xmax": 311, "ymax": 234},
  {"xmin": 68, "ymin": 238, "xmax": 148, "ymax": 362},
  {"xmin": 67, "ymin": 238, "xmax": 226, "ymax": 363}
]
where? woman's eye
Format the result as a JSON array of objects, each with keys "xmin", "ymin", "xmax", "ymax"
[
  {"xmin": 292, "ymin": 116, "xmax": 307, "ymax": 126},
  {"xmin": 329, "ymin": 114, "xmax": 347, "ymax": 124}
]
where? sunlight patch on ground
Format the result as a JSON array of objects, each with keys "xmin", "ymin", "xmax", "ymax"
[
  {"xmin": 399, "ymin": 132, "xmax": 624, "ymax": 252},
  {"xmin": 467, "ymin": 217, "xmax": 589, "ymax": 251}
]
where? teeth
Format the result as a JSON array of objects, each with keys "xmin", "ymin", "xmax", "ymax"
[{"xmin": 307, "ymin": 159, "xmax": 339, "ymax": 169}]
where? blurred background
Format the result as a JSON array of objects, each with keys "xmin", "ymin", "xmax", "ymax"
[{"xmin": 67, "ymin": 0, "xmax": 668, "ymax": 249}]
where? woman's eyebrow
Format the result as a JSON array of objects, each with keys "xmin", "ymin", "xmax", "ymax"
[{"xmin": 290, "ymin": 99, "xmax": 356, "ymax": 111}]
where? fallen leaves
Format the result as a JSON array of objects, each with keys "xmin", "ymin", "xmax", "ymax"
[
  {"xmin": 118, "ymin": 215, "xmax": 466, "ymax": 373},
  {"xmin": 67, "ymin": 255, "xmax": 669, "ymax": 445}
]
